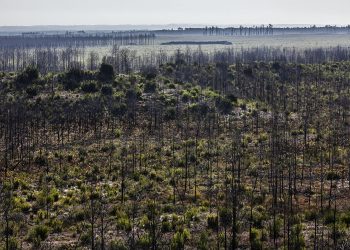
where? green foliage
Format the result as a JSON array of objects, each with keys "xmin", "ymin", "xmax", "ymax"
[
  {"xmin": 164, "ymin": 106, "xmax": 176, "ymax": 121},
  {"xmin": 34, "ymin": 154, "xmax": 48, "ymax": 166},
  {"xmin": 6, "ymin": 61, "xmax": 350, "ymax": 249},
  {"xmin": 207, "ymin": 214, "xmax": 218, "ymax": 230},
  {"xmin": 99, "ymin": 63, "xmax": 114, "ymax": 81},
  {"xmin": 61, "ymin": 68, "xmax": 85, "ymax": 90},
  {"xmin": 27, "ymin": 224, "xmax": 49, "ymax": 246},
  {"xmin": 290, "ymin": 223, "xmax": 305, "ymax": 250},
  {"xmin": 171, "ymin": 228, "xmax": 191, "ymax": 250},
  {"xmin": 250, "ymin": 228, "xmax": 262, "ymax": 250},
  {"xmin": 3, "ymin": 237, "xmax": 19, "ymax": 250},
  {"xmin": 141, "ymin": 65, "xmax": 158, "ymax": 80},
  {"xmin": 323, "ymin": 210, "xmax": 337, "ymax": 225},
  {"xmin": 198, "ymin": 231, "xmax": 209, "ymax": 250},
  {"xmin": 116, "ymin": 217, "xmax": 132, "ymax": 232},
  {"xmin": 160, "ymin": 215, "xmax": 172, "ymax": 232},
  {"xmin": 219, "ymin": 207, "xmax": 232, "ymax": 228},
  {"xmin": 326, "ymin": 171, "xmax": 341, "ymax": 181},
  {"xmin": 48, "ymin": 218, "xmax": 63, "ymax": 233},
  {"xmin": 304, "ymin": 209, "xmax": 318, "ymax": 221},
  {"xmin": 80, "ymin": 231, "xmax": 92, "ymax": 246},
  {"xmin": 125, "ymin": 87, "xmax": 141, "ymax": 100},
  {"xmin": 185, "ymin": 207, "xmax": 199, "ymax": 223},
  {"xmin": 101, "ymin": 85, "xmax": 113, "ymax": 95},
  {"xmin": 109, "ymin": 240, "xmax": 128, "ymax": 250},
  {"xmin": 216, "ymin": 96, "xmax": 233, "ymax": 114},
  {"xmin": 144, "ymin": 81, "xmax": 157, "ymax": 93},
  {"xmin": 270, "ymin": 216, "xmax": 283, "ymax": 238},
  {"xmin": 136, "ymin": 235, "xmax": 151, "ymax": 249},
  {"xmin": 111, "ymin": 103, "xmax": 127, "ymax": 117},
  {"xmin": 251, "ymin": 206, "xmax": 268, "ymax": 228},
  {"xmin": 189, "ymin": 102, "xmax": 209, "ymax": 116},
  {"xmin": 26, "ymin": 86, "xmax": 38, "ymax": 97},
  {"xmin": 13, "ymin": 196, "xmax": 31, "ymax": 213},
  {"xmin": 17, "ymin": 66, "xmax": 39, "ymax": 86},
  {"xmin": 81, "ymin": 81, "xmax": 99, "ymax": 93},
  {"xmin": 340, "ymin": 211, "xmax": 350, "ymax": 226}
]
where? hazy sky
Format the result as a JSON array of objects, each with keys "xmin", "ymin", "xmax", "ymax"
[{"xmin": 0, "ymin": 0, "xmax": 349, "ymax": 26}]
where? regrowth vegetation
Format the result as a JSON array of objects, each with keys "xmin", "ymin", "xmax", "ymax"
[{"xmin": 1, "ymin": 55, "xmax": 350, "ymax": 249}]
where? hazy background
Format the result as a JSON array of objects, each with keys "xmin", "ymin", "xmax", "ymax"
[{"xmin": 0, "ymin": 0, "xmax": 349, "ymax": 26}]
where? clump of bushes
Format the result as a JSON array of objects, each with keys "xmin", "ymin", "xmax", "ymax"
[
  {"xmin": 99, "ymin": 62, "xmax": 114, "ymax": 81},
  {"xmin": 109, "ymin": 240, "xmax": 128, "ymax": 250},
  {"xmin": 161, "ymin": 216, "xmax": 172, "ymax": 232},
  {"xmin": 80, "ymin": 231, "xmax": 92, "ymax": 246},
  {"xmin": 141, "ymin": 65, "xmax": 158, "ymax": 80},
  {"xmin": 144, "ymin": 81, "xmax": 157, "ymax": 93},
  {"xmin": 207, "ymin": 214, "xmax": 218, "ymax": 230},
  {"xmin": 17, "ymin": 66, "xmax": 39, "ymax": 87},
  {"xmin": 101, "ymin": 85, "xmax": 113, "ymax": 95},
  {"xmin": 27, "ymin": 224, "xmax": 49, "ymax": 246},
  {"xmin": 250, "ymin": 228, "xmax": 262, "ymax": 250},
  {"xmin": 111, "ymin": 103, "xmax": 127, "ymax": 117},
  {"xmin": 171, "ymin": 228, "xmax": 191, "ymax": 249},
  {"xmin": 61, "ymin": 68, "xmax": 86, "ymax": 90},
  {"xmin": 26, "ymin": 86, "xmax": 38, "ymax": 97},
  {"xmin": 81, "ymin": 81, "xmax": 99, "ymax": 93},
  {"xmin": 136, "ymin": 235, "xmax": 151, "ymax": 249},
  {"xmin": 326, "ymin": 171, "xmax": 341, "ymax": 181},
  {"xmin": 164, "ymin": 107, "xmax": 176, "ymax": 121},
  {"xmin": 185, "ymin": 207, "xmax": 199, "ymax": 223},
  {"xmin": 216, "ymin": 96, "xmax": 233, "ymax": 114}
]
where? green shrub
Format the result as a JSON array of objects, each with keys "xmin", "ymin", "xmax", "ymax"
[
  {"xmin": 136, "ymin": 235, "xmax": 151, "ymax": 249},
  {"xmin": 27, "ymin": 225, "xmax": 49, "ymax": 246},
  {"xmin": 81, "ymin": 81, "xmax": 98, "ymax": 93},
  {"xmin": 109, "ymin": 240, "xmax": 128, "ymax": 250},
  {"xmin": 290, "ymin": 223, "xmax": 305, "ymax": 250},
  {"xmin": 216, "ymin": 97, "xmax": 233, "ymax": 114},
  {"xmin": 251, "ymin": 206, "xmax": 268, "ymax": 228},
  {"xmin": 116, "ymin": 217, "xmax": 132, "ymax": 231},
  {"xmin": 80, "ymin": 231, "xmax": 92, "ymax": 246},
  {"xmin": 99, "ymin": 63, "xmax": 114, "ymax": 81},
  {"xmin": 185, "ymin": 207, "xmax": 199, "ymax": 223},
  {"xmin": 144, "ymin": 81, "xmax": 157, "ymax": 93},
  {"xmin": 304, "ymin": 209, "xmax": 318, "ymax": 221},
  {"xmin": 72, "ymin": 208, "xmax": 86, "ymax": 222},
  {"xmin": 270, "ymin": 217, "xmax": 283, "ymax": 238},
  {"xmin": 324, "ymin": 210, "xmax": 337, "ymax": 225},
  {"xmin": 17, "ymin": 66, "xmax": 39, "ymax": 86},
  {"xmin": 6, "ymin": 237, "xmax": 19, "ymax": 250},
  {"xmin": 198, "ymin": 231, "xmax": 209, "ymax": 250},
  {"xmin": 61, "ymin": 68, "xmax": 85, "ymax": 90},
  {"xmin": 207, "ymin": 214, "xmax": 218, "ymax": 230},
  {"xmin": 171, "ymin": 228, "xmax": 191, "ymax": 250},
  {"xmin": 219, "ymin": 207, "xmax": 232, "ymax": 228},
  {"xmin": 161, "ymin": 219, "xmax": 172, "ymax": 233},
  {"xmin": 49, "ymin": 218, "xmax": 63, "ymax": 233},
  {"xmin": 250, "ymin": 228, "xmax": 262, "ymax": 250},
  {"xmin": 141, "ymin": 65, "xmax": 158, "ymax": 80},
  {"xmin": 101, "ymin": 85, "xmax": 113, "ymax": 95},
  {"xmin": 34, "ymin": 155, "xmax": 48, "ymax": 166},
  {"xmin": 326, "ymin": 171, "xmax": 341, "ymax": 181},
  {"xmin": 164, "ymin": 107, "xmax": 176, "ymax": 121},
  {"xmin": 340, "ymin": 211, "xmax": 350, "ymax": 226},
  {"xmin": 26, "ymin": 86, "xmax": 38, "ymax": 97},
  {"xmin": 111, "ymin": 103, "xmax": 127, "ymax": 117}
]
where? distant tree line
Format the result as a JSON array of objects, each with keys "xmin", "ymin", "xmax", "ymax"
[
  {"xmin": 0, "ymin": 32, "xmax": 156, "ymax": 49},
  {"xmin": 1, "ymin": 45, "xmax": 350, "ymax": 73},
  {"xmin": 156, "ymin": 25, "xmax": 350, "ymax": 36}
]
